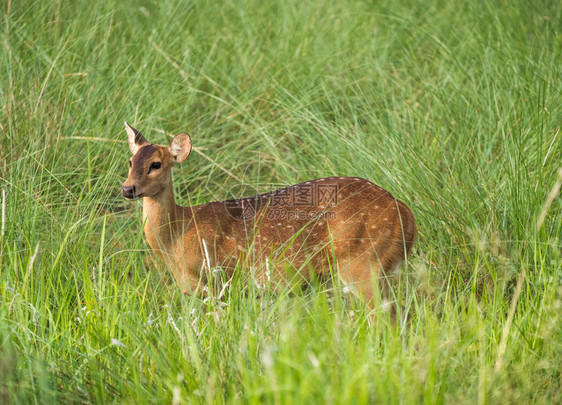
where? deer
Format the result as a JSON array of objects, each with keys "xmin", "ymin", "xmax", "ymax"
[{"xmin": 121, "ymin": 122, "xmax": 417, "ymax": 317}]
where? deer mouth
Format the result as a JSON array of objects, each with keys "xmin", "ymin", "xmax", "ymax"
[
  {"xmin": 123, "ymin": 193, "xmax": 143, "ymax": 200},
  {"xmin": 121, "ymin": 187, "xmax": 143, "ymax": 200}
]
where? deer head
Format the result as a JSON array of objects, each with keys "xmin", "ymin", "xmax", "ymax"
[{"xmin": 121, "ymin": 122, "xmax": 192, "ymax": 200}]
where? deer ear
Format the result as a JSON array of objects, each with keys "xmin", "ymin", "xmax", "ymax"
[
  {"xmin": 124, "ymin": 121, "xmax": 148, "ymax": 155},
  {"xmin": 169, "ymin": 133, "xmax": 192, "ymax": 162}
]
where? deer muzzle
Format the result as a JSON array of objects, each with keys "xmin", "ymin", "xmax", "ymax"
[{"xmin": 121, "ymin": 184, "xmax": 138, "ymax": 200}]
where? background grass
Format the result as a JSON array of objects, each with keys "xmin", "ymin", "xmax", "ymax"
[{"xmin": 1, "ymin": 0, "xmax": 561, "ymax": 403}]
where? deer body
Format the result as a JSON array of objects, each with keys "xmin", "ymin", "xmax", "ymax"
[{"xmin": 122, "ymin": 123, "xmax": 417, "ymax": 311}]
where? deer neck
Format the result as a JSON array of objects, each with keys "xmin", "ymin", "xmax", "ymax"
[{"xmin": 142, "ymin": 183, "xmax": 180, "ymax": 254}]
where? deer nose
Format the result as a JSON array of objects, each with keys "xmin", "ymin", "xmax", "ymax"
[{"xmin": 121, "ymin": 185, "xmax": 135, "ymax": 199}]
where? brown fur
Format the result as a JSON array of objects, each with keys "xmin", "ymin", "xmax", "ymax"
[{"xmin": 122, "ymin": 123, "xmax": 417, "ymax": 314}]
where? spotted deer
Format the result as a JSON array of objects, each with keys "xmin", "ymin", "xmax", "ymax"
[{"xmin": 121, "ymin": 122, "xmax": 417, "ymax": 316}]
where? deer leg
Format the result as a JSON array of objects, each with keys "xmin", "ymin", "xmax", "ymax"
[{"xmin": 337, "ymin": 254, "xmax": 397, "ymax": 322}]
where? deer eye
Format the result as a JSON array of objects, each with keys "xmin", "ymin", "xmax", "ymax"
[{"xmin": 148, "ymin": 162, "xmax": 161, "ymax": 174}]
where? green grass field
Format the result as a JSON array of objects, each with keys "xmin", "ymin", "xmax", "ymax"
[{"xmin": 1, "ymin": 0, "xmax": 561, "ymax": 403}]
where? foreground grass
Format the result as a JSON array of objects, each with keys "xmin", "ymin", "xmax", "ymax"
[{"xmin": 1, "ymin": 0, "xmax": 561, "ymax": 402}]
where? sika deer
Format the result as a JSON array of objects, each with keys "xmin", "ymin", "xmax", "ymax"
[{"xmin": 121, "ymin": 122, "xmax": 417, "ymax": 316}]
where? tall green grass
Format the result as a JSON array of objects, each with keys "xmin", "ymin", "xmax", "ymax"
[{"xmin": 1, "ymin": 0, "xmax": 561, "ymax": 402}]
